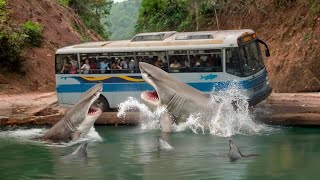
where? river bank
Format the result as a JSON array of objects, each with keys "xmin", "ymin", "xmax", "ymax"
[{"xmin": 0, "ymin": 92, "xmax": 319, "ymax": 126}]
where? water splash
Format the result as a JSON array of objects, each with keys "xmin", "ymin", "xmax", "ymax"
[
  {"xmin": 118, "ymin": 82, "xmax": 273, "ymax": 137},
  {"xmin": 207, "ymin": 82, "xmax": 271, "ymax": 137},
  {"xmin": 118, "ymin": 97, "xmax": 164, "ymax": 130},
  {"xmin": 0, "ymin": 126, "xmax": 102, "ymax": 146}
]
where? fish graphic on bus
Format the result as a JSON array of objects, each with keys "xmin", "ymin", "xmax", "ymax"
[{"xmin": 200, "ymin": 74, "xmax": 218, "ymax": 80}]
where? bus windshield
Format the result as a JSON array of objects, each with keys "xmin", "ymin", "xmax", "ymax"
[
  {"xmin": 226, "ymin": 40, "xmax": 265, "ymax": 77},
  {"xmin": 239, "ymin": 40, "xmax": 264, "ymax": 76}
]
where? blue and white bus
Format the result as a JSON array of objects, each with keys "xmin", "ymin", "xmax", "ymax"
[{"xmin": 55, "ymin": 29, "xmax": 272, "ymax": 111}]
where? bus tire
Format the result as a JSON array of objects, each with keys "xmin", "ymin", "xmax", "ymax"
[{"xmin": 95, "ymin": 95, "xmax": 110, "ymax": 112}]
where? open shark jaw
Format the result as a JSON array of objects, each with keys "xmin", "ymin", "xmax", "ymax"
[
  {"xmin": 141, "ymin": 90, "xmax": 160, "ymax": 106},
  {"xmin": 88, "ymin": 105, "xmax": 102, "ymax": 117}
]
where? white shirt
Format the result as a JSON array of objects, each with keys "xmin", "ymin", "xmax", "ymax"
[{"xmin": 81, "ymin": 64, "xmax": 90, "ymax": 74}]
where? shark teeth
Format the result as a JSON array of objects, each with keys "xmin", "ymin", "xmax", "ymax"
[
  {"xmin": 142, "ymin": 91, "xmax": 159, "ymax": 102},
  {"xmin": 87, "ymin": 107, "xmax": 102, "ymax": 116}
]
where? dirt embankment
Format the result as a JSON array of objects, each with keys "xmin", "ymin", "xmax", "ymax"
[
  {"xmin": 0, "ymin": 0, "xmax": 103, "ymax": 94},
  {"xmin": 210, "ymin": 0, "xmax": 320, "ymax": 92}
]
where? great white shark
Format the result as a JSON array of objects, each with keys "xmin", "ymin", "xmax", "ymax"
[
  {"xmin": 139, "ymin": 62, "xmax": 217, "ymax": 143},
  {"xmin": 62, "ymin": 141, "xmax": 88, "ymax": 161},
  {"xmin": 42, "ymin": 83, "xmax": 103, "ymax": 142},
  {"xmin": 228, "ymin": 139, "xmax": 258, "ymax": 161}
]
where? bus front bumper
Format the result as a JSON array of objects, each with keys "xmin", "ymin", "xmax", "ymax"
[{"xmin": 248, "ymin": 85, "xmax": 272, "ymax": 106}]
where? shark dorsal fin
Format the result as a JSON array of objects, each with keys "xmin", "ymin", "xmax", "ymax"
[{"xmin": 228, "ymin": 139, "xmax": 245, "ymax": 160}]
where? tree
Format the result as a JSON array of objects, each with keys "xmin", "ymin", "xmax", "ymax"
[{"xmin": 68, "ymin": 0, "xmax": 113, "ymax": 39}]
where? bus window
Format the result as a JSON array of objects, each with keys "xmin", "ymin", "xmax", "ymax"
[
  {"xmin": 240, "ymin": 41, "xmax": 264, "ymax": 76},
  {"xmin": 136, "ymin": 51, "xmax": 167, "ymax": 72},
  {"xmin": 189, "ymin": 49, "xmax": 222, "ymax": 73},
  {"xmin": 108, "ymin": 52, "xmax": 134, "ymax": 73},
  {"xmin": 79, "ymin": 53, "xmax": 99, "ymax": 74},
  {"xmin": 168, "ymin": 50, "xmax": 188, "ymax": 73},
  {"xmin": 226, "ymin": 48, "xmax": 242, "ymax": 77},
  {"xmin": 55, "ymin": 54, "xmax": 78, "ymax": 74}
]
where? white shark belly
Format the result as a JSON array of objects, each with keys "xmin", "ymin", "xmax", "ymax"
[{"xmin": 77, "ymin": 116, "xmax": 100, "ymax": 138}]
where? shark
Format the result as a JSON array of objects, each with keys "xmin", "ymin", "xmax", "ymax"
[
  {"xmin": 139, "ymin": 62, "xmax": 218, "ymax": 142},
  {"xmin": 42, "ymin": 83, "xmax": 103, "ymax": 143},
  {"xmin": 62, "ymin": 141, "xmax": 88, "ymax": 161},
  {"xmin": 228, "ymin": 139, "xmax": 258, "ymax": 161},
  {"xmin": 158, "ymin": 136, "xmax": 174, "ymax": 151}
]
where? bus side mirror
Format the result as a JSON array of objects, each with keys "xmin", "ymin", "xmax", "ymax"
[{"xmin": 265, "ymin": 49, "xmax": 270, "ymax": 57}]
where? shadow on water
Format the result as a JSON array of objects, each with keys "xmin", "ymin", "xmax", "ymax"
[{"xmin": 0, "ymin": 126, "xmax": 320, "ymax": 179}]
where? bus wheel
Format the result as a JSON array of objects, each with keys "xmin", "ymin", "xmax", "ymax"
[{"xmin": 95, "ymin": 96, "xmax": 110, "ymax": 112}]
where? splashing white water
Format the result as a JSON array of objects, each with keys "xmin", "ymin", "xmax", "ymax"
[
  {"xmin": 0, "ymin": 126, "xmax": 102, "ymax": 146},
  {"xmin": 207, "ymin": 82, "xmax": 271, "ymax": 137},
  {"xmin": 118, "ymin": 97, "xmax": 164, "ymax": 130},
  {"xmin": 118, "ymin": 82, "xmax": 272, "ymax": 137}
]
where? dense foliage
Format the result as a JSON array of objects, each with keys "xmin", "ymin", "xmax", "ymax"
[
  {"xmin": 22, "ymin": 21, "xmax": 43, "ymax": 47},
  {"xmin": 0, "ymin": 0, "xmax": 24, "ymax": 73},
  {"xmin": 0, "ymin": 1, "xmax": 44, "ymax": 73},
  {"xmin": 135, "ymin": 0, "xmax": 220, "ymax": 33},
  {"xmin": 107, "ymin": 0, "xmax": 141, "ymax": 40},
  {"xmin": 58, "ymin": 0, "xmax": 113, "ymax": 40}
]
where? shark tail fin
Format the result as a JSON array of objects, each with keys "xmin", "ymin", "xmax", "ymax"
[{"xmin": 200, "ymin": 75, "xmax": 204, "ymax": 80}]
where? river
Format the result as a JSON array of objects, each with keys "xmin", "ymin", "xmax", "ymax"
[{"xmin": 0, "ymin": 126, "xmax": 319, "ymax": 180}]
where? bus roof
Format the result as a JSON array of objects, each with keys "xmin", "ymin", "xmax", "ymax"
[{"xmin": 56, "ymin": 29, "xmax": 255, "ymax": 54}]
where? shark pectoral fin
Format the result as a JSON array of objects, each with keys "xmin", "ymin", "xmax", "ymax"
[
  {"xmin": 160, "ymin": 112, "xmax": 173, "ymax": 133},
  {"xmin": 71, "ymin": 131, "xmax": 81, "ymax": 141}
]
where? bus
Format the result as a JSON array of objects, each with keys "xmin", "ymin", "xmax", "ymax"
[{"xmin": 55, "ymin": 29, "xmax": 272, "ymax": 111}]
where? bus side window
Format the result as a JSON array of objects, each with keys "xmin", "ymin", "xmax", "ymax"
[
  {"xmin": 226, "ymin": 48, "xmax": 242, "ymax": 77},
  {"xmin": 55, "ymin": 54, "xmax": 78, "ymax": 74},
  {"xmin": 168, "ymin": 51, "xmax": 188, "ymax": 73}
]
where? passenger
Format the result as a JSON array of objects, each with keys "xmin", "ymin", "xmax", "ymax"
[
  {"xmin": 179, "ymin": 59, "xmax": 189, "ymax": 72},
  {"xmin": 80, "ymin": 59, "xmax": 90, "ymax": 74},
  {"xmin": 100, "ymin": 59, "xmax": 109, "ymax": 74},
  {"xmin": 194, "ymin": 59, "xmax": 201, "ymax": 67},
  {"xmin": 128, "ymin": 59, "xmax": 135, "ymax": 73},
  {"xmin": 60, "ymin": 63, "xmax": 71, "ymax": 74},
  {"xmin": 207, "ymin": 55, "xmax": 214, "ymax": 67},
  {"xmin": 170, "ymin": 59, "xmax": 181, "ymax": 72},
  {"xmin": 111, "ymin": 60, "xmax": 122, "ymax": 71},
  {"xmin": 120, "ymin": 58, "xmax": 129, "ymax": 69},
  {"xmin": 68, "ymin": 59, "xmax": 77, "ymax": 74},
  {"xmin": 89, "ymin": 59, "xmax": 98, "ymax": 74},
  {"xmin": 154, "ymin": 59, "xmax": 163, "ymax": 68},
  {"xmin": 69, "ymin": 64, "xmax": 77, "ymax": 74}
]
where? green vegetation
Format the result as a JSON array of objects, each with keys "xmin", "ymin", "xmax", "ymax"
[
  {"xmin": 0, "ymin": 0, "xmax": 24, "ymax": 73},
  {"xmin": 22, "ymin": 21, "xmax": 43, "ymax": 47},
  {"xmin": 57, "ymin": 0, "xmax": 113, "ymax": 40},
  {"xmin": 135, "ymin": 0, "xmax": 220, "ymax": 33},
  {"xmin": 136, "ymin": 0, "xmax": 190, "ymax": 32},
  {"xmin": 0, "ymin": 1, "xmax": 43, "ymax": 73},
  {"xmin": 107, "ymin": 0, "xmax": 141, "ymax": 40},
  {"xmin": 57, "ymin": 0, "xmax": 70, "ymax": 6}
]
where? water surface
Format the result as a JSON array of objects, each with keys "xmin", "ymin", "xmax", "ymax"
[{"xmin": 0, "ymin": 126, "xmax": 319, "ymax": 180}]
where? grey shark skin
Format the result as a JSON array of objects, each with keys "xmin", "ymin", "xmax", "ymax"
[
  {"xmin": 228, "ymin": 139, "xmax": 258, "ymax": 161},
  {"xmin": 62, "ymin": 141, "xmax": 88, "ymax": 161},
  {"xmin": 42, "ymin": 83, "xmax": 103, "ymax": 143},
  {"xmin": 158, "ymin": 136, "xmax": 174, "ymax": 151},
  {"xmin": 139, "ymin": 62, "xmax": 217, "ymax": 139}
]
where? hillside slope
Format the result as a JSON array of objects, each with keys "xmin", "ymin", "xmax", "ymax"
[
  {"xmin": 0, "ymin": 0, "xmax": 102, "ymax": 94},
  {"xmin": 212, "ymin": 0, "xmax": 320, "ymax": 92}
]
